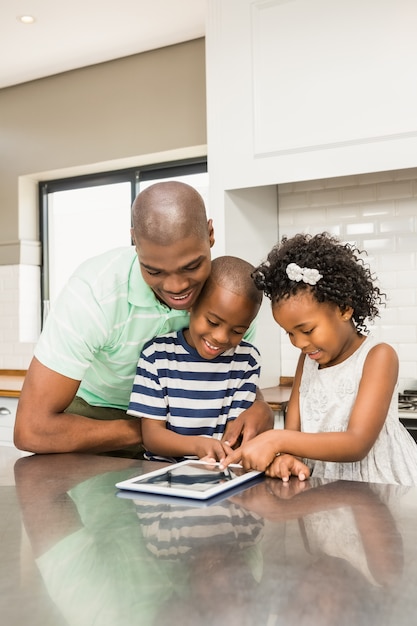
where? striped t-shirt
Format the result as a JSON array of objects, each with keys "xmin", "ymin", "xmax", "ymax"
[{"xmin": 127, "ymin": 330, "xmax": 261, "ymax": 459}]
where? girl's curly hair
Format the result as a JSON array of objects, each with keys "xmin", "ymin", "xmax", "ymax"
[{"xmin": 252, "ymin": 232, "xmax": 386, "ymax": 334}]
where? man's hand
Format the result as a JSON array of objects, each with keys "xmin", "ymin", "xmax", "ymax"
[
  {"xmin": 222, "ymin": 397, "xmax": 274, "ymax": 449},
  {"xmin": 195, "ymin": 438, "xmax": 233, "ymax": 464}
]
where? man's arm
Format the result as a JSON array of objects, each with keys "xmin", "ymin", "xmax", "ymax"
[{"xmin": 14, "ymin": 357, "xmax": 142, "ymax": 454}]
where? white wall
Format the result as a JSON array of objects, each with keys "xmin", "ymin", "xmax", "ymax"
[
  {"xmin": 222, "ymin": 186, "xmax": 282, "ymax": 388},
  {"xmin": 0, "ymin": 265, "xmax": 40, "ymax": 369}
]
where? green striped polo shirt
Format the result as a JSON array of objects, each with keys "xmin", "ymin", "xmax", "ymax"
[{"xmin": 35, "ymin": 247, "xmax": 192, "ymax": 410}]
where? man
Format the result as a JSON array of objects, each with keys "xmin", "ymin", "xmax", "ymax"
[{"xmin": 14, "ymin": 181, "xmax": 273, "ymax": 456}]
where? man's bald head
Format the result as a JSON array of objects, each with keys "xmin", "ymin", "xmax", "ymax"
[{"xmin": 131, "ymin": 181, "xmax": 210, "ymax": 245}]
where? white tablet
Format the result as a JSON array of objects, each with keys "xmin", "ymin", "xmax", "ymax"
[{"xmin": 115, "ymin": 459, "xmax": 262, "ymax": 500}]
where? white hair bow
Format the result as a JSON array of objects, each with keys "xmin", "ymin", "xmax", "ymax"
[{"xmin": 286, "ymin": 262, "xmax": 323, "ymax": 286}]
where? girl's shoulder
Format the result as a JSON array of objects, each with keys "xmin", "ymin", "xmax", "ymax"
[
  {"xmin": 363, "ymin": 336, "xmax": 397, "ymax": 358},
  {"xmin": 345, "ymin": 337, "xmax": 397, "ymax": 378},
  {"xmin": 364, "ymin": 339, "xmax": 398, "ymax": 366}
]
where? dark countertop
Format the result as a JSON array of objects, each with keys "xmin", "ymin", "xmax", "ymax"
[{"xmin": 2, "ymin": 446, "xmax": 417, "ymax": 625}]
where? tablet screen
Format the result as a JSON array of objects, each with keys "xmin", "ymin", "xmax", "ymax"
[
  {"xmin": 132, "ymin": 462, "xmax": 243, "ymax": 491},
  {"xmin": 115, "ymin": 460, "xmax": 262, "ymax": 500}
]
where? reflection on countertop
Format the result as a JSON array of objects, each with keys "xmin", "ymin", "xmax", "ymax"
[{"xmin": 1, "ymin": 447, "xmax": 417, "ymax": 625}]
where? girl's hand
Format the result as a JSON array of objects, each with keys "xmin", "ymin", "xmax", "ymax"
[
  {"xmin": 265, "ymin": 453, "xmax": 310, "ymax": 482},
  {"xmin": 220, "ymin": 431, "xmax": 281, "ymax": 471}
]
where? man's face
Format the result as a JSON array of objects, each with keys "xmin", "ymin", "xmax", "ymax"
[{"xmin": 136, "ymin": 232, "xmax": 213, "ymax": 310}]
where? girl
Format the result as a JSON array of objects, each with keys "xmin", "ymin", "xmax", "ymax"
[{"xmin": 223, "ymin": 232, "xmax": 417, "ymax": 486}]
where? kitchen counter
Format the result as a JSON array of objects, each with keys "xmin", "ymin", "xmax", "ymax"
[
  {"xmin": 0, "ymin": 373, "xmax": 24, "ymax": 445},
  {"xmin": 0, "ymin": 370, "xmax": 26, "ymax": 398},
  {"xmin": 261, "ymin": 376, "xmax": 293, "ymax": 412},
  {"xmin": 260, "ymin": 384, "xmax": 291, "ymax": 410},
  {"xmin": 1, "ymin": 447, "xmax": 417, "ymax": 625}
]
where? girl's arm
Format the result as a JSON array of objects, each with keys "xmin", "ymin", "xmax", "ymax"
[
  {"xmin": 261, "ymin": 354, "xmax": 306, "ymax": 480},
  {"xmin": 281, "ymin": 352, "xmax": 305, "ymax": 431},
  {"xmin": 141, "ymin": 418, "xmax": 232, "ymax": 461},
  {"xmin": 222, "ymin": 343, "xmax": 398, "ymax": 472}
]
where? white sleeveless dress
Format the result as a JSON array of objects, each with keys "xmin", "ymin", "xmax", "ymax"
[{"xmin": 299, "ymin": 335, "xmax": 417, "ymax": 486}]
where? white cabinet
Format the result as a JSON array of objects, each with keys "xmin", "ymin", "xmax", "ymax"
[
  {"xmin": 0, "ymin": 397, "xmax": 18, "ymax": 446},
  {"xmin": 207, "ymin": 0, "xmax": 417, "ymax": 191}
]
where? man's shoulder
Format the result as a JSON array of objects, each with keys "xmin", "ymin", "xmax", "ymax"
[
  {"xmin": 73, "ymin": 247, "xmax": 137, "ymax": 279},
  {"xmin": 69, "ymin": 247, "xmax": 145, "ymax": 302}
]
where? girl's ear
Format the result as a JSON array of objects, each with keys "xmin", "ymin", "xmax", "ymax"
[{"xmin": 340, "ymin": 306, "xmax": 354, "ymax": 321}]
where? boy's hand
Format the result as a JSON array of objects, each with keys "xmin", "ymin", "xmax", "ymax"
[{"xmin": 195, "ymin": 437, "xmax": 233, "ymax": 464}]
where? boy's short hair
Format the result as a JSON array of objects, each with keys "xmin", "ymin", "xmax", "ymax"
[{"xmin": 201, "ymin": 256, "xmax": 263, "ymax": 306}]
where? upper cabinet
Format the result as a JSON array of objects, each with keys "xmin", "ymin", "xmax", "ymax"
[{"xmin": 206, "ymin": 0, "xmax": 417, "ymax": 190}]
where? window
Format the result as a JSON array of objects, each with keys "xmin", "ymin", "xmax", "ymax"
[{"xmin": 39, "ymin": 159, "xmax": 208, "ymax": 323}]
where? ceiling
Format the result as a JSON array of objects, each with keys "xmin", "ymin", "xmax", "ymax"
[{"xmin": 0, "ymin": 0, "xmax": 206, "ymax": 89}]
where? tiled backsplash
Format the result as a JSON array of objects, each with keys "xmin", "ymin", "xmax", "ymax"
[
  {"xmin": 1, "ymin": 167, "xmax": 417, "ymax": 390},
  {"xmin": 0, "ymin": 264, "xmax": 39, "ymax": 370},
  {"xmin": 278, "ymin": 167, "xmax": 417, "ymax": 392}
]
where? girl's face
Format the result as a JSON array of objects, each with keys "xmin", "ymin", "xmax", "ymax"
[
  {"xmin": 184, "ymin": 284, "xmax": 259, "ymax": 360},
  {"xmin": 273, "ymin": 290, "xmax": 359, "ymax": 368}
]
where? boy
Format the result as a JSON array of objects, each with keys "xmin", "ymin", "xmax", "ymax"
[{"xmin": 128, "ymin": 256, "xmax": 263, "ymax": 462}]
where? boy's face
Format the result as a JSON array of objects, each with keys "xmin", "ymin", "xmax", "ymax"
[
  {"xmin": 135, "ymin": 231, "xmax": 213, "ymax": 311},
  {"xmin": 184, "ymin": 283, "xmax": 260, "ymax": 359}
]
